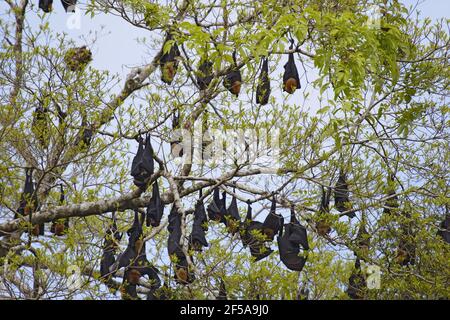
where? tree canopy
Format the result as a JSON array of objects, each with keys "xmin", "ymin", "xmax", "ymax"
[{"xmin": 0, "ymin": 0, "xmax": 449, "ymax": 300}]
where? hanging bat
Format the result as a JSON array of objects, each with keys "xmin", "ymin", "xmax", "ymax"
[
  {"xmin": 223, "ymin": 70, "xmax": 242, "ymax": 96},
  {"xmin": 189, "ymin": 191, "xmax": 209, "ymax": 252},
  {"xmin": 384, "ymin": 173, "xmax": 399, "ymax": 214},
  {"xmin": 124, "ymin": 262, "xmax": 161, "ymax": 299},
  {"xmin": 240, "ymin": 202, "xmax": 273, "ymax": 262},
  {"xmin": 396, "ymin": 238, "xmax": 416, "ymax": 266},
  {"xmin": 316, "ymin": 186, "xmax": 332, "ymax": 236},
  {"xmin": 16, "ymin": 168, "xmax": 37, "ymax": 218},
  {"xmin": 287, "ymin": 207, "xmax": 309, "ymax": 250},
  {"xmin": 223, "ymin": 51, "xmax": 242, "ymax": 96},
  {"xmin": 130, "ymin": 135, "xmax": 154, "ymax": 188},
  {"xmin": 122, "ymin": 239, "xmax": 161, "ymax": 298},
  {"xmin": 437, "ymin": 214, "xmax": 450, "ymax": 244},
  {"xmin": 277, "ymin": 224, "xmax": 307, "ymax": 272},
  {"xmin": 147, "ymin": 282, "xmax": 171, "ymax": 300},
  {"xmin": 174, "ymin": 256, "xmax": 195, "ymax": 285},
  {"xmin": 160, "ymin": 35, "xmax": 180, "ymax": 84},
  {"xmin": 100, "ymin": 212, "xmax": 122, "ymax": 284},
  {"xmin": 262, "ymin": 197, "xmax": 284, "ymax": 241},
  {"xmin": 61, "ymin": 0, "xmax": 77, "ymax": 12},
  {"xmin": 207, "ymin": 188, "xmax": 226, "ymax": 223},
  {"xmin": 39, "ymin": 0, "xmax": 53, "ymax": 12},
  {"xmin": 216, "ymin": 278, "xmax": 228, "ymax": 300},
  {"xmin": 196, "ymin": 190, "xmax": 208, "ymax": 232},
  {"xmin": 346, "ymin": 258, "xmax": 366, "ymax": 299},
  {"xmin": 110, "ymin": 211, "xmax": 144, "ymax": 273},
  {"xmin": 16, "ymin": 169, "xmax": 44, "ymax": 236},
  {"xmin": 167, "ymin": 206, "xmax": 195, "ymax": 284},
  {"xmin": 283, "ymin": 45, "xmax": 301, "ymax": 94},
  {"xmin": 256, "ymin": 57, "xmax": 271, "ymax": 105},
  {"xmin": 121, "ymin": 268, "xmax": 139, "ymax": 300},
  {"xmin": 146, "ymin": 180, "xmax": 164, "ymax": 227},
  {"xmin": 224, "ymin": 192, "xmax": 241, "ymax": 234},
  {"xmin": 51, "ymin": 184, "xmax": 70, "ymax": 236},
  {"xmin": 197, "ymin": 60, "xmax": 213, "ymax": 90},
  {"xmin": 170, "ymin": 110, "xmax": 184, "ymax": 157},
  {"xmin": 81, "ymin": 123, "xmax": 93, "ymax": 148},
  {"xmin": 167, "ymin": 205, "xmax": 184, "ymax": 258},
  {"xmin": 277, "ymin": 209, "xmax": 309, "ymax": 272},
  {"xmin": 334, "ymin": 171, "xmax": 355, "ymax": 218}
]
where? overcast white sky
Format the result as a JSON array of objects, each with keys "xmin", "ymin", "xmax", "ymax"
[{"xmin": 21, "ymin": 0, "xmax": 450, "ymax": 79}]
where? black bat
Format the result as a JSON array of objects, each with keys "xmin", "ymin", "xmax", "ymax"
[
  {"xmin": 334, "ymin": 171, "xmax": 355, "ymax": 217},
  {"xmin": 287, "ymin": 207, "xmax": 309, "ymax": 250},
  {"xmin": 196, "ymin": 190, "xmax": 208, "ymax": 232},
  {"xmin": 130, "ymin": 135, "xmax": 154, "ymax": 188},
  {"xmin": 437, "ymin": 214, "xmax": 450, "ymax": 244},
  {"xmin": 224, "ymin": 192, "xmax": 241, "ymax": 234},
  {"xmin": 122, "ymin": 234, "xmax": 160, "ymax": 299},
  {"xmin": 189, "ymin": 191, "xmax": 208, "ymax": 252},
  {"xmin": 51, "ymin": 184, "xmax": 70, "ymax": 236},
  {"xmin": 160, "ymin": 35, "xmax": 180, "ymax": 85},
  {"xmin": 346, "ymin": 258, "xmax": 366, "ymax": 299},
  {"xmin": 207, "ymin": 188, "xmax": 226, "ymax": 223},
  {"xmin": 124, "ymin": 258, "xmax": 161, "ymax": 298},
  {"xmin": 100, "ymin": 212, "xmax": 122, "ymax": 284},
  {"xmin": 167, "ymin": 205, "xmax": 184, "ymax": 258},
  {"xmin": 320, "ymin": 185, "xmax": 331, "ymax": 213},
  {"xmin": 277, "ymin": 209, "xmax": 308, "ymax": 272},
  {"xmin": 170, "ymin": 110, "xmax": 183, "ymax": 158},
  {"xmin": 174, "ymin": 255, "xmax": 195, "ymax": 285},
  {"xmin": 316, "ymin": 186, "xmax": 332, "ymax": 236},
  {"xmin": 121, "ymin": 268, "xmax": 139, "ymax": 300},
  {"xmin": 16, "ymin": 168, "xmax": 44, "ymax": 236},
  {"xmin": 147, "ymin": 282, "xmax": 171, "ymax": 300},
  {"xmin": 100, "ymin": 248, "xmax": 116, "ymax": 286},
  {"xmin": 16, "ymin": 168, "xmax": 37, "ymax": 218},
  {"xmin": 167, "ymin": 206, "xmax": 195, "ymax": 284},
  {"xmin": 283, "ymin": 45, "xmax": 300, "ymax": 94},
  {"xmin": 146, "ymin": 180, "xmax": 164, "ymax": 227},
  {"xmin": 115, "ymin": 211, "xmax": 159, "ymax": 298},
  {"xmin": 240, "ymin": 202, "xmax": 273, "ymax": 262},
  {"xmin": 256, "ymin": 57, "xmax": 271, "ymax": 105},
  {"xmin": 61, "ymin": 0, "xmax": 76, "ymax": 12},
  {"xmin": 32, "ymin": 204, "xmax": 45, "ymax": 237},
  {"xmin": 262, "ymin": 197, "xmax": 284, "ymax": 241},
  {"xmin": 39, "ymin": 0, "xmax": 53, "ymax": 12},
  {"xmin": 223, "ymin": 70, "xmax": 242, "ymax": 97},
  {"xmin": 110, "ymin": 211, "xmax": 144, "ymax": 273},
  {"xmin": 216, "ymin": 278, "xmax": 228, "ymax": 300},
  {"xmin": 396, "ymin": 238, "xmax": 416, "ymax": 266},
  {"xmin": 223, "ymin": 51, "xmax": 242, "ymax": 96},
  {"xmin": 81, "ymin": 123, "xmax": 93, "ymax": 148},
  {"xmin": 196, "ymin": 60, "xmax": 213, "ymax": 90}
]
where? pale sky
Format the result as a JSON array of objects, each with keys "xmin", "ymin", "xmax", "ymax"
[{"xmin": 20, "ymin": 0, "xmax": 450, "ymax": 80}]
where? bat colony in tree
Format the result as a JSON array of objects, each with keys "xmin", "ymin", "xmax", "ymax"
[{"xmin": 18, "ymin": 5, "xmax": 448, "ymax": 300}]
